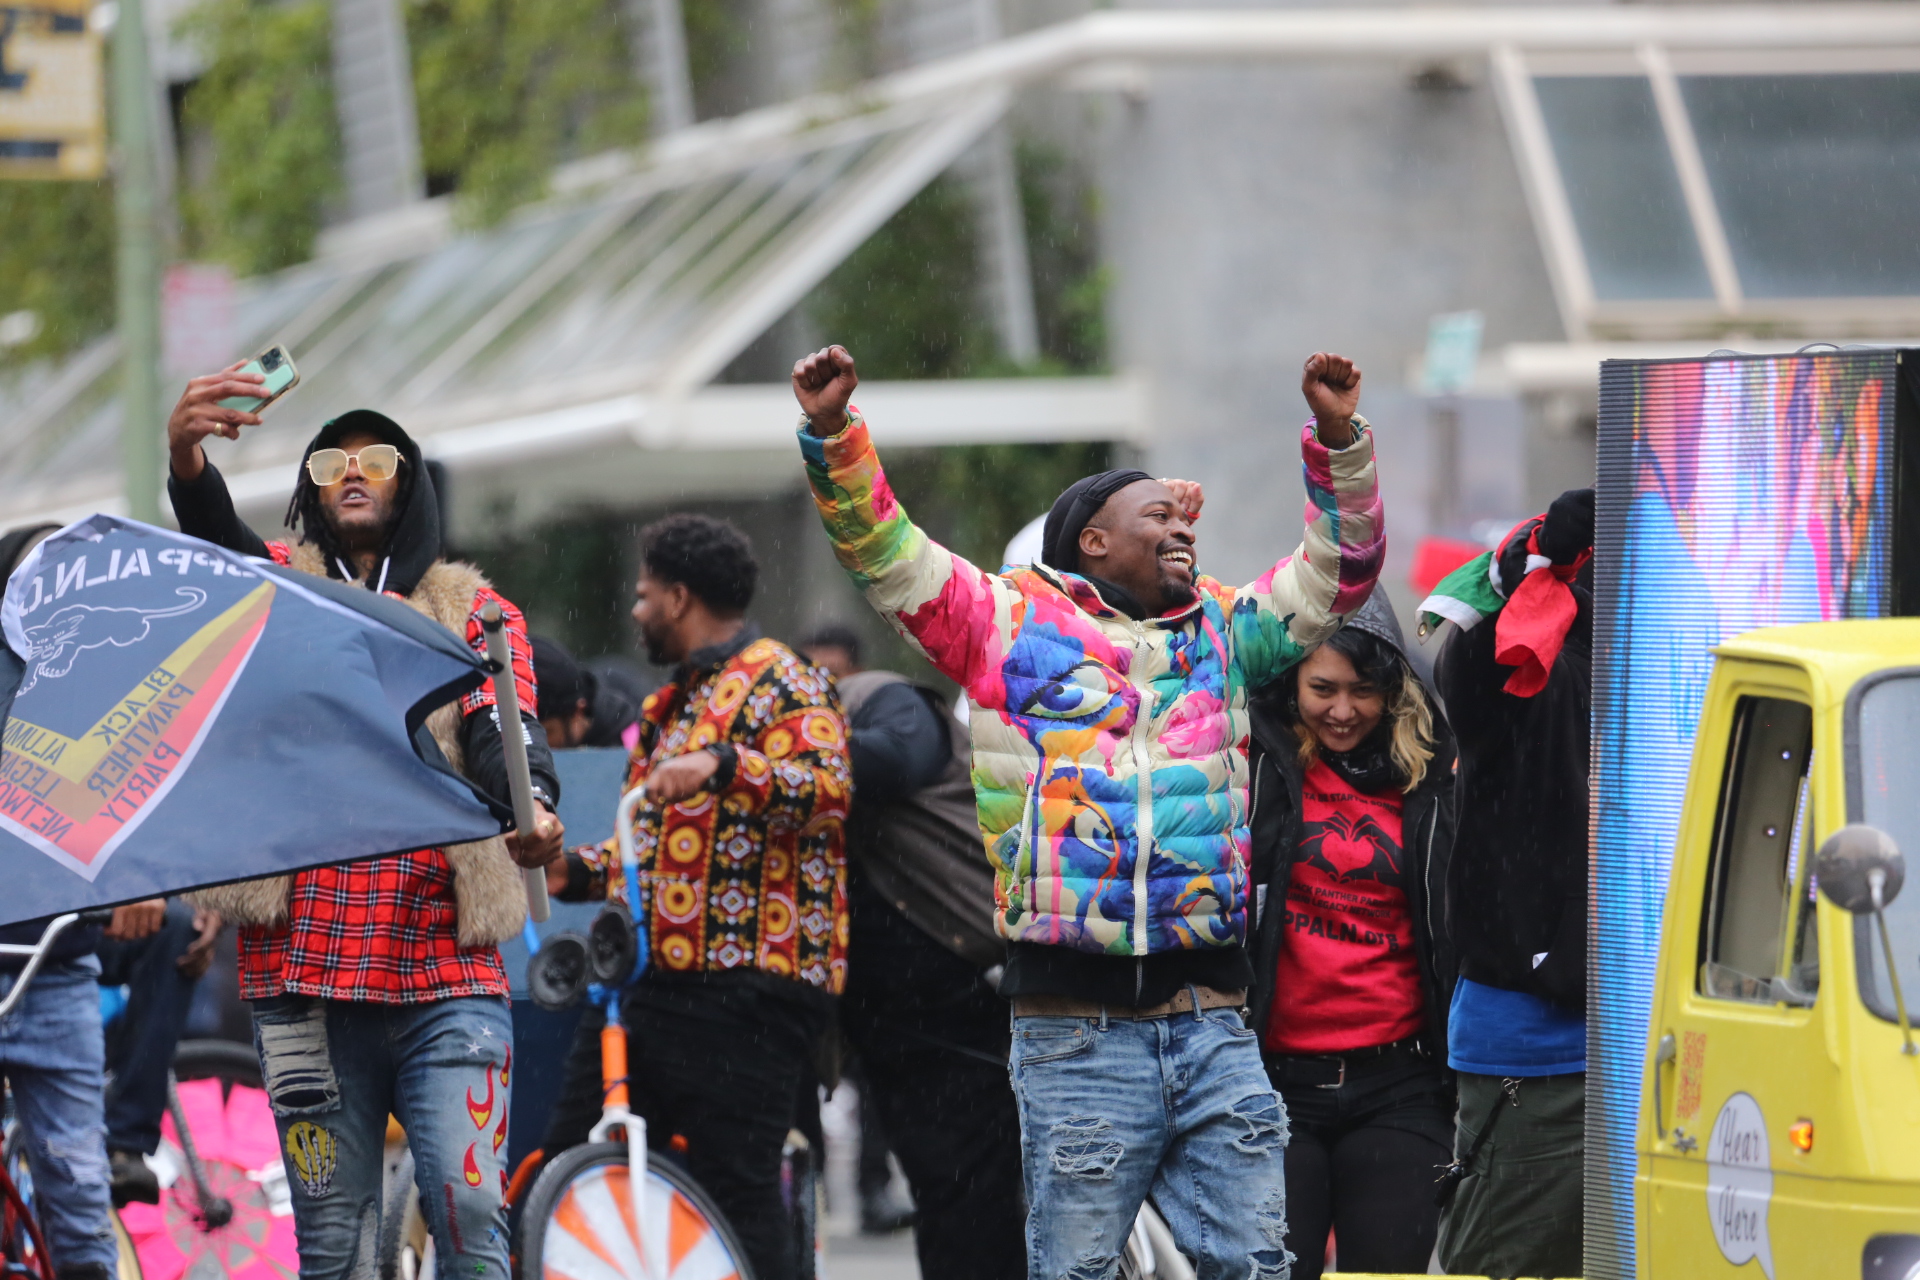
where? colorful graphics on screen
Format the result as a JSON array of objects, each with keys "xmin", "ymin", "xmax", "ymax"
[{"xmin": 1589, "ymin": 351, "xmax": 1897, "ymax": 1277}]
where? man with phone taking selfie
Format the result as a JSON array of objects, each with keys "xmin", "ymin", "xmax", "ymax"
[{"xmin": 163, "ymin": 361, "xmax": 568, "ymax": 1280}]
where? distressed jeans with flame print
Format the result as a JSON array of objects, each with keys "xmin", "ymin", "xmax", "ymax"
[{"xmin": 251, "ymin": 993, "xmax": 513, "ymax": 1280}]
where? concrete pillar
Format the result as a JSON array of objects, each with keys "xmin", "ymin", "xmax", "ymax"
[
  {"xmin": 967, "ymin": 122, "xmax": 1040, "ymax": 364},
  {"xmin": 629, "ymin": 0, "xmax": 694, "ymax": 133},
  {"xmin": 958, "ymin": 0, "xmax": 1038, "ymax": 364},
  {"xmin": 330, "ymin": 0, "xmax": 424, "ymax": 220}
]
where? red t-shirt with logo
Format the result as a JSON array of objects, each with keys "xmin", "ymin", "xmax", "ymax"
[{"xmin": 1263, "ymin": 758, "xmax": 1425, "ymax": 1054}]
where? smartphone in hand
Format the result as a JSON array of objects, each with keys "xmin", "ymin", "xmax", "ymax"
[{"xmin": 218, "ymin": 344, "xmax": 300, "ymax": 414}]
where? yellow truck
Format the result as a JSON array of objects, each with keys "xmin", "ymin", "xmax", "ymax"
[{"xmin": 1635, "ymin": 619, "xmax": 1920, "ymax": 1280}]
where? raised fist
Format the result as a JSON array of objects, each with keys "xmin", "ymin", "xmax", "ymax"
[
  {"xmin": 793, "ymin": 345, "xmax": 859, "ymax": 437},
  {"xmin": 1300, "ymin": 352, "xmax": 1361, "ymax": 448}
]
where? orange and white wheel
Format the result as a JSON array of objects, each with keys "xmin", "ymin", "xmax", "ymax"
[{"xmin": 517, "ymin": 1143, "xmax": 749, "ymax": 1280}]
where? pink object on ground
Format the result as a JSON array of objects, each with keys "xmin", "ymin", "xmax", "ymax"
[{"xmin": 119, "ymin": 1078, "xmax": 298, "ymax": 1280}]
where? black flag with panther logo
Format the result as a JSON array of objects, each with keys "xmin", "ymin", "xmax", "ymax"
[{"xmin": 0, "ymin": 515, "xmax": 508, "ymax": 925}]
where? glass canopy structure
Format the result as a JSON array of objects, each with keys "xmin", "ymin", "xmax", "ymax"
[
  {"xmin": 5, "ymin": 4, "xmax": 1919, "ymax": 538},
  {"xmin": 0, "ymin": 89, "xmax": 1020, "ymax": 529},
  {"xmin": 1500, "ymin": 48, "xmax": 1920, "ymax": 337}
]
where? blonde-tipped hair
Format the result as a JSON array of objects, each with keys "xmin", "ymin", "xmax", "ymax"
[{"xmin": 1293, "ymin": 657, "xmax": 1436, "ymax": 792}]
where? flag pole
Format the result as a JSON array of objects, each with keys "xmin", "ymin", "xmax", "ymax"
[
  {"xmin": 112, "ymin": 0, "xmax": 163, "ymax": 524},
  {"xmin": 479, "ymin": 602, "xmax": 551, "ymax": 923}
]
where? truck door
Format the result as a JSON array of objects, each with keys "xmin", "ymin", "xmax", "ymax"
[{"xmin": 1642, "ymin": 665, "xmax": 1834, "ymax": 1278}]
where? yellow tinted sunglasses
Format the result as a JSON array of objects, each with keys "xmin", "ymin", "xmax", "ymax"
[{"xmin": 306, "ymin": 444, "xmax": 404, "ymax": 486}]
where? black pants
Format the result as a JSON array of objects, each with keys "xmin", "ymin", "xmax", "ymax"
[
  {"xmin": 97, "ymin": 900, "xmax": 202, "ymax": 1155},
  {"xmin": 840, "ymin": 870, "xmax": 1025, "ymax": 1280},
  {"xmin": 542, "ymin": 975, "xmax": 826, "ymax": 1280},
  {"xmin": 1267, "ymin": 1050, "xmax": 1454, "ymax": 1280}
]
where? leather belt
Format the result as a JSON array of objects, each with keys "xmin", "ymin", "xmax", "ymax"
[
  {"xmin": 1012, "ymin": 985, "xmax": 1247, "ymax": 1021},
  {"xmin": 1265, "ymin": 1035, "xmax": 1432, "ymax": 1089}
]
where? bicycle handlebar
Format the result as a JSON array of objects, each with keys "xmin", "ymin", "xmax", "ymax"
[
  {"xmin": 0, "ymin": 912, "xmax": 90, "ymax": 1021},
  {"xmin": 615, "ymin": 784, "xmax": 651, "ymax": 978}
]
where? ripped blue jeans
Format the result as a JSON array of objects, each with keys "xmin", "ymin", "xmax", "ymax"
[
  {"xmin": 251, "ymin": 994, "xmax": 513, "ymax": 1280},
  {"xmin": 0, "ymin": 958, "xmax": 118, "ymax": 1273},
  {"xmin": 1010, "ymin": 1001, "xmax": 1291, "ymax": 1280}
]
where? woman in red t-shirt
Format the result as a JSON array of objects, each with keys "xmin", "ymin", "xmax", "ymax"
[{"xmin": 1246, "ymin": 585, "xmax": 1457, "ymax": 1280}]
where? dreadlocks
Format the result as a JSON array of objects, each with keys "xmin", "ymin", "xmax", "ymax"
[{"xmin": 281, "ymin": 436, "xmax": 413, "ymax": 577}]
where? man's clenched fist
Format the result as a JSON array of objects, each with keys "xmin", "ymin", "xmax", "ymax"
[
  {"xmin": 505, "ymin": 803, "xmax": 565, "ymax": 870},
  {"xmin": 793, "ymin": 346, "xmax": 859, "ymax": 438},
  {"xmin": 1301, "ymin": 353, "xmax": 1361, "ymax": 449}
]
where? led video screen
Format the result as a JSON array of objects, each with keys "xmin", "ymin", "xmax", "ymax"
[{"xmin": 1589, "ymin": 350, "xmax": 1906, "ymax": 1278}]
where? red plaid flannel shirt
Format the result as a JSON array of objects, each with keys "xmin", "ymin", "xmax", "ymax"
[{"xmin": 238, "ymin": 544, "xmax": 536, "ymax": 1003}]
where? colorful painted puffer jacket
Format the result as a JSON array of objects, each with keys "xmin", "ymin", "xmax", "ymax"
[{"xmin": 800, "ymin": 410, "xmax": 1382, "ymax": 958}]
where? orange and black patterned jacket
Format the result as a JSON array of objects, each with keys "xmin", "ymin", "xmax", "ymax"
[{"xmin": 565, "ymin": 628, "xmax": 852, "ymax": 993}]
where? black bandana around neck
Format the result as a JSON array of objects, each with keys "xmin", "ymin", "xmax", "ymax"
[{"xmin": 1321, "ymin": 722, "xmax": 1400, "ymax": 794}]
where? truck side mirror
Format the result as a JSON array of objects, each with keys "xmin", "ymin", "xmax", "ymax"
[{"xmin": 1815, "ymin": 825, "xmax": 1906, "ymax": 915}]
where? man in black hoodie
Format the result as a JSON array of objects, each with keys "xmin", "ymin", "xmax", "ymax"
[
  {"xmin": 1431, "ymin": 488, "xmax": 1593, "ymax": 1280},
  {"xmin": 163, "ymin": 365, "xmax": 566, "ymax": 1280}
]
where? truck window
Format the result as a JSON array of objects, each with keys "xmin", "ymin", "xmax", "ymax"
[
  {"xmin": 1698, "ymin": 696, "xmax": 1816, "ymax": 1006},
  {"xmin": 1853, "ymin": 675, "xmax": 1920, "ymax": 1024}
]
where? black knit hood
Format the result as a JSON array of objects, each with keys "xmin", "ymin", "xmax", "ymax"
[{"xmin": 283, "ymin": 409, "xmax": 441, "ymax": 596}]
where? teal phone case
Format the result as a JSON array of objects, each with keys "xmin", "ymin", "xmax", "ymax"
[{"xmin": 218, "ymin": 351, "xmax": 298, "ymax": 412}]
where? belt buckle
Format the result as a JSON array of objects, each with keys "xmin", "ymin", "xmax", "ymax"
[{"xmin": 1315, "ymin": 1056, "xmax": 1346, "ymax": 1089}]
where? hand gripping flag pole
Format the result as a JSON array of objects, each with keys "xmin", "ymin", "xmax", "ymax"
[{"xmin": 479, "ymin": 602, "xmax": 551, "ymax": 923}]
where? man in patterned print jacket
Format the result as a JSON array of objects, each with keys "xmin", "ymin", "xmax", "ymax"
[
  {"xmin": 543, "ymin": 512, "xmax": 850, "ymax": 1280},
  {"xmin": 163, "ymin": 364, "xmax": 565, "ymax": 1280},
  {"xmin": 795, "ymin": 344, "xmax": 1383, "ymax": 1280}
]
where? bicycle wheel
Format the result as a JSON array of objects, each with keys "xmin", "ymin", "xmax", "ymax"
[
  {"xmin": 110, "ymin": 1209, "xmax": 144, "ymax": 1280},
  {"xmin": 119, "ymin": 1041, "xmax": 296, "ymax": 1280},
  {"xmin": 518, "ymin": 1142, "xmax": 753, "ymax": 1280},
  {"xmin": 172, "ymin": 1039, "xmax": 263, "ymax": 1091},
  {"xmin": 2, "ymin": 1112, "xmax": 143, "ymax": 1280}
]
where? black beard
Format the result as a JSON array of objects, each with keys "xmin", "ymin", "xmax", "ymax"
[
  {"xmin": 322, "ymin": 504, "xmax": 392, "ymax": 556},
  {"xmin": 642, "ymin": 629, "xmax": 673, "ymax": 666},
  {"xmin": 1154, "ymin": 550, "xmax": 1198, "ymax": 610}
]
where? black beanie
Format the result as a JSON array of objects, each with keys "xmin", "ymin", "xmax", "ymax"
[
  {"xmin": 1040, "ymin": 469, "xmax": 1154, "ymax": 573},
  {"xmin": 531, "ymin": 635, "xmax": 586, "ymax": 722}
]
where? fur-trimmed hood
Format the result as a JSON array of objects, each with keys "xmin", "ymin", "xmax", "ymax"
[{"xmin": 187, "ymin": 549, "xmax": 526, "ymax": 947}]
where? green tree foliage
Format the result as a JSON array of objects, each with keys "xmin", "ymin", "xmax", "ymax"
[
  {"xmin": 178, "ymin": 0, "xmax": 340, "ymax": 275},
  {"xmin": 1020, "ymin": 141, "xmax": 1108, "ymax": 373},
  {"xmin": 806, "ymin": 149, "xmax": 1108, "ymax": 379},
  {"xmin": 409, "ymin": 0, "xmax": 647, "ymax": 223},
  {"xmin": 804, "ymin": 147, "xmax": 1113, "ymax": 566},
  {"xmin": 808, "ymin": 174, "xmax": 990, "ymax": 379},
  {"xmin": 458, "ymin": 510, "xmax": 636, "ymax": 657},
  {"xmin": 681, "ymin": 0, "xmax": 752, "ymax": 115},
  {"xmin": 0, "ymin": 180, "xmax": 115, "ymax": 369},
  {"xmin": 881, "ymin": 440, "xmax": 1112, "ymax": 572}
]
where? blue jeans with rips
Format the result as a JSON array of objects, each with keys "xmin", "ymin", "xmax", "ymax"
[
  {"xmin": 251, "ymin": 994, "xmax": 513, "ymax": 1280},
  {"xmin": 1010, "ymin": 1001, "xmax": 1292, "ymax": 1280},
  {"xmin": 0, "ymin": 957, "xmax": 119, "ymax": 1272}
]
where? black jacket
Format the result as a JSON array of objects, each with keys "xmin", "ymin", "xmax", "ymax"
[
  {"xmin": 1433, "ymin": 553, "xmax": 1591, "ymax": 1014},
  {"xmin": 1246, "ymin": 588, "xmax": 1458, "ymax": 1058},
  {"xmin": 167, "ymin": 412, "xmax": 557, "ymax": 810},
  {"xmin": 838, "ymin": 670, "xmax": 1005, "ymax": 969}
]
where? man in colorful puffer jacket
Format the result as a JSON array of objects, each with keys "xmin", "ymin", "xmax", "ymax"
[{"xmin": 793, "ymin": 343, "xmax": 1382, "ymax": 1280}]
